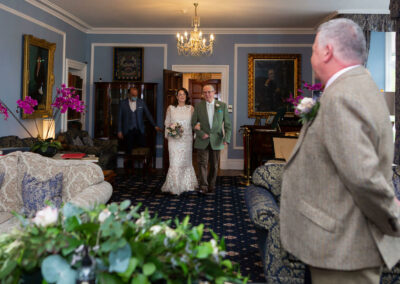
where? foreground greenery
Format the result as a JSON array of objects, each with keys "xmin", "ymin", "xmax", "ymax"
[{"xmin": 0, "ymin": 201, "xmax": 247, "ymax": 284}]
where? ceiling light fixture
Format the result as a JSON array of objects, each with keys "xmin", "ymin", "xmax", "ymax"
[{"xmin": 176, "ymin": 3, "xmax": 214, "ymax": 56}]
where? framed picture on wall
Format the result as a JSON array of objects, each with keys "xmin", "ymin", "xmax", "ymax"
[
  {"xmin": 22, "ymin": 34, "xmax": 56, "ymax": 119},
  {"xmin": 113, "ymin": 47, "xmax": 144, "ymax": 81},
  {"xmin": 248, "ymin": 53, "xmax": 301, "ymax": 117}
]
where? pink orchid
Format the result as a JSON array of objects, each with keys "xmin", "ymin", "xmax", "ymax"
[
  {"xmin": 0, "ymin": 102, "xmax": 9, "ymax": 120},
  {"xmin": 2, "ymin": 84, "xmax": 85, "ymax": 139},
  {"xmin": 17, "ymin": 96, "xmax": 38, "ymax": 114}
]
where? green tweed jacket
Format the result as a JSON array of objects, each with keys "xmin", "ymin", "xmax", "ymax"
[{"xmin": 191, "ymin": 100, "xmax": 232, "ymax": 150}]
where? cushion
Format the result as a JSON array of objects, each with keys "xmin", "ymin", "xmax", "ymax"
[
  {"xmin": 0, "ymin": 153, "xmax": 21, "ymax": 212},
  {"xmin": 82, "ymin": 136, "xmax": 94, "ymax": 147},
  {"xmin": 72, "ymin": 136, "xmax": 84, "ymax": 146},
  {"xmin": 252, "ymin": 163, "xmax": 285, "ymax": 203},
  {"xmin": 18, "ymin": 152, "xmax": 104, "ymax": 202},
  {"xmin": 22, "ymin": 172, "xmax": 63, "ymax": 217}
]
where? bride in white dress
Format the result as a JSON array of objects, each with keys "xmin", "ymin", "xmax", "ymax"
[{"xmin": 161, "ymin": 88, "xmax": 198, "ymax": 195}]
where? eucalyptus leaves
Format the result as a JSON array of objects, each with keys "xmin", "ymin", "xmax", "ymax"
[{"xmin": 0, "ymin": 201, "xmax": 246, "ymax": 284}]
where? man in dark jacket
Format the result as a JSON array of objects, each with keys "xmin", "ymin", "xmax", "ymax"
[{"xmin": 117, "ymin": 86, "xmax": 161, "ymax": 153}]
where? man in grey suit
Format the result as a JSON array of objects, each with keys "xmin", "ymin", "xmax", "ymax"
[
  {"xmin": 117, "ymin": 86, "xmax": 161, "ymax": 154},
  {"xmin": 280, "ymin": 19, "xmax": 400, "ymax": 283}
]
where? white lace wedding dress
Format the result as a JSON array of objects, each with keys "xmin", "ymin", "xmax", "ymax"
[{"xmin": 161, "ymin": 105, "xmax": 198, "ymax": 195}]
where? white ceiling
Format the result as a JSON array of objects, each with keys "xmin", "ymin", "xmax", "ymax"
[{"xmin": 36, "ymin": 0, "xmax": 390, "ymax": 32}]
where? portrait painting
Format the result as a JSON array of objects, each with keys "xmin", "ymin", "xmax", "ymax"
[
  {"xmin": 113, "ymin": 47, "xmax": 144, "ymax": 81},
  {"xmin": 22, "ymin": 35, "xmax": 56, "ymax": 119},
  {"xmin": 248, "ymin": 54, "xmax": 301, "ymax": 117}
]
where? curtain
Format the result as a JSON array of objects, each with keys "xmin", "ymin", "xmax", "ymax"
[{"xmin": 334, "ymin": 14, "xmax": 394, "ymax": 64}]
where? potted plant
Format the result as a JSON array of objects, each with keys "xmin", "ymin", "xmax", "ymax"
[{"xmin": 0, "ymin": 201, "xmax": 247, "ymax": 284}]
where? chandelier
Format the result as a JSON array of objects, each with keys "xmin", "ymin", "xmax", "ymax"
[{"xmin": 176, "ymin": 3, "xmax": 214, "ymax": 56}]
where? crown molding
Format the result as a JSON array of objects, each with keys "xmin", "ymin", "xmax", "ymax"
[
  {"xmin": 337, "ymin": 9, "xmax": 390, "ymax": 14},
  {"xmin": 87, "ymin": 27, "xmax": 315, "ymax": 35},
  {"xmin": 25, "ymin": 0, "xmax": 91, "ymax": 32}
]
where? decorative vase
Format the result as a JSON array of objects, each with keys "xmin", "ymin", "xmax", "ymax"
[{"xmin": 33, "ymin": 146, "xmax": 58, "ymax": 157}]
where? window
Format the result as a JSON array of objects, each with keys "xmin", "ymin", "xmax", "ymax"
[{"xmin": 385, "ymin": 32, "xmax": 396, "ymax": 92}]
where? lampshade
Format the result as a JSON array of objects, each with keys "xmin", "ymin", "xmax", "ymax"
[{"xmin": 43, "ymin": 118, "xmax": 55, "ymax": 139}]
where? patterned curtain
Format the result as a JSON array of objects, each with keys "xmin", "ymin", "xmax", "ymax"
[
  {"xmin": 335, "ymin": 14, "xmax": 394, "ymax": 64},
  {"xmin": 391, "ymin": 0, "xmax": 400, "ymax": 164}
]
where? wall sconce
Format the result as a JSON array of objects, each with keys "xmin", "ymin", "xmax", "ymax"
[{"xmin": 42, "ymin": 118, "xmax": 55, "ymax": 139}]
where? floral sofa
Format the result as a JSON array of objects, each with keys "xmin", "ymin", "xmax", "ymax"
[
  {"xmin": 245, "ymin": 163, "xmax": 400, "ymax": 284},
  {"xmin": 0, "ymin": 151, "xmax": 113, "ymax": 234}
]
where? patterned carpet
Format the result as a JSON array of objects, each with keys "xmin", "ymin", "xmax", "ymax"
[{"xmin": 109, "ymin": 174, "xmax": 265, "ymax": 283}]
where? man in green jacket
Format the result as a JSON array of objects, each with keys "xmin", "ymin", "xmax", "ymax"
[{"xmin": 191, "ymin": 85, "xmax": 232, "ymax": 194}]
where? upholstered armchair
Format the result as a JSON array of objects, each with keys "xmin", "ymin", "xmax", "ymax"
[
  {"xmin": 245, "ymin": 163, "xmax": 400, "ymax": 284},
  {"xmin": 245, "ymin": 163, "xmax": 309, "ymax": 283},
  {"xmin": 56, "ymin": 128, "xmax": 118, "ymax": 170}
]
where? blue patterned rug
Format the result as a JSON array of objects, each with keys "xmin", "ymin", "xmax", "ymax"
[{"xmin": 109, "ymin": 174, "xmax": 265, "ymax": 283}]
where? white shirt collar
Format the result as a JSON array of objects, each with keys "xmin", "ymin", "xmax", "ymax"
[
  {"xmin": 206, "ymin": 99, "xmax": 215, "ymax": 106},
  {"xmin": 325, "ymin": 65, "xmax": 360, "ymax": 89}
]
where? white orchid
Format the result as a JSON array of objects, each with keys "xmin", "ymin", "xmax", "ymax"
[{"xmin": 32, "ymin": 206, "xmax": 58, "ymax": 227}]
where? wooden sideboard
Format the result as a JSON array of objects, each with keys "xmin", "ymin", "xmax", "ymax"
[{"xmin": 240, "ymin": 119, "xmax": 302, "ymax": 177}]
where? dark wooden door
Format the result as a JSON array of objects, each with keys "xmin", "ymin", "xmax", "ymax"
[
  {"xmin": 163, "ymin": 69, "xmax": 183, "ymax": 171},
  {"xmin": 189, "ymin": 79, "xmax": 221, "ymax": 105}
]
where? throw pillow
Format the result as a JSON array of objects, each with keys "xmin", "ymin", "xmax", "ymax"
[
  {"xmin": 22, "ymin": 172, "xmax": 63, "ymax": 217},
  {"xmin": 72, "ymin": 136, "xmax": 84, "ymax": 146},
  {"xmin": 82, "ymin": 136, "xmax": 94, "ymax": 147},
  {"xmin": 0, "ymin": 172, "xmax": 4, "ymax": 188}
]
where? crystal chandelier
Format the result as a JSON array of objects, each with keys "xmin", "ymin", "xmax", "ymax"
[{"xmin": 176, "ymin": 3, "xmax": 214, "ymax": 56}]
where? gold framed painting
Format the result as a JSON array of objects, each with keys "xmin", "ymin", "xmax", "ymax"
[
  {"xmin": 22, "ymin": 34, "xmax": 56, "ymax": 119},
  {"xmin": 248, "ymin": 53, "xmax": 301, "ymax": 117}
]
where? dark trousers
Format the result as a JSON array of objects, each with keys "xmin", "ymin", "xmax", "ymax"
[
  {"xmin": 124, "ymin": 128, "xmax": 145, "ymax": 154},
  {"xmin": 197, "ymin": 145, "xmax": 220, "ymax": 191}
]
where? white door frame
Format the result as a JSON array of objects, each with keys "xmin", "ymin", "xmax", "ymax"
[
  {"xmin": 64, "ymin": 59, "xmax": 87, "ymax": 132},
  {"xmin": 171, "ymin": 65, "xmax": 231, "ymax": 169}
]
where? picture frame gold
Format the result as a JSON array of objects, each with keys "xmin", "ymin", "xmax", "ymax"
[
  {"xmin": 22, "ymin": 34, "xmax": 56, "ymax": 119},
  {"xmin": 248, "ymin": 53, "xmax": 301, "ymax": 118}
]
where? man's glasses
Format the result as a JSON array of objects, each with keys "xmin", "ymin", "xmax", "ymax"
[{"xmin": 203, "ymin": 91, "xmax": 214, "ymax": 94}]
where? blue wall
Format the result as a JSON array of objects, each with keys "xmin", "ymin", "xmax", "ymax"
[
  {"xmin": 0, "ymin": 0, "xmax": 86, "ymax": 138},
  {"xmin": 88, "ymin": 33, "xmax": 315, "ymax": 159},
  {"xmin": 367, "ymin": 31, "xmax": 386, "ymax": 91}
]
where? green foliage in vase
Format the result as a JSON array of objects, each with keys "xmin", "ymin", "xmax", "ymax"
[
  {"xmin": 30, "ymin": 138, "xmax": 62, "ymax": 153},
  {"xmin": 0, "ymin": 201, "xmax": 247, "ymax": 284}
]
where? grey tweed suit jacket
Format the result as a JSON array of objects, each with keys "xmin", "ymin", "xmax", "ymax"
[{"xmin": 280, "ymin": 66, "xmax": 400, "ymax": 270}]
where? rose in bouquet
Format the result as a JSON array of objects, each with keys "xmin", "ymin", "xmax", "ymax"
[
  {"xmin": 167, "ymin": 122, "xmax": 184, "ymax": 138},
  {"xmin": 287, "ymin": 82, "xmax": 324, "ymax": 124}
]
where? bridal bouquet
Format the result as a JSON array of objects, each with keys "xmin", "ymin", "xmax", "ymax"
[{"xmin": 167, "ymin": 122, "xmax": 184, "ymax": 138}]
